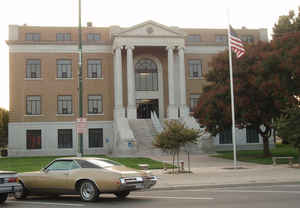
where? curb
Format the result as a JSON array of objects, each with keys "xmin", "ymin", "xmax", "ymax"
[{"xmin": 150, "ymin": 181, "xmax": 300, "ymax": 191}]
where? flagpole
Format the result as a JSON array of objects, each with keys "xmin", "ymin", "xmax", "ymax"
[{"xmin": 227, "ymin": 9, "xmax": 237, "ymax": 169}]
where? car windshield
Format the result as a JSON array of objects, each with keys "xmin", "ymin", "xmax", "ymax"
[{"xmin": 86, "ymin": 159, "xmax": 122, "ymax": 168}]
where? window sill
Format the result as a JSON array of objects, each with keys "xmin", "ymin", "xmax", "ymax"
[
  {"xmin": 25, "ymin": 78, "xmax": 43, "ymax": 81},
  {"xmin": 88, "ymin": 147, "xmax": 104, "ymax": 149},
  {"xmin": 86, "ymin": 77, "xmax": 104, "ymax": 80},
  {"xmin": 56, "ymin": 114, "xmax": 74, "ymax": 117},
  {"xmin": 56, "ymin": 78, "xmax": 73, "ymax": 80},
  {"xmin": 188, "ymin": 77, "xmax": 205, "ymax": 80},
  {"xmin": 24, "ymin": 114, "xmax": 44, "ymax": 117},
  {"xmin": 87, "ymin": 113, "xmax": 104, "ymax": 116}
]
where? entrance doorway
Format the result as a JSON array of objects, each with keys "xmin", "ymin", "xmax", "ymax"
[{"xmin": 136, "ymin": 99, "xmax": 159, "ymax": 119}]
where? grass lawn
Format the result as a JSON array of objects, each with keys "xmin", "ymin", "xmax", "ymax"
[
  {"xmin": 0, "ymin": 155, "xmax": 170, "ymax": 173},
  {"xmin": 213, "ymin": 144, "xmax": 299, "ymax": 165}
]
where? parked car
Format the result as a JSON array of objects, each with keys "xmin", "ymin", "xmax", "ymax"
[
  {"xmin": 0, "ymin": 171, "xmax": 22, "ymax": 203},
  {"xmin": 15, "ymin": 157, "xmax": 158, "ymax": 202}
]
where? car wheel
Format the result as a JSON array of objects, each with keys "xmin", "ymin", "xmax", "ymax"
[
  {"xmin": 0, "ymin": 193, "xmax": 8, "ymax": 203},
  {"xmin": 79, "ymin": 180, "xmax": 99, "ymax": 202},
  {"xmin": 115, "ymin": 191, "xmax": 130, "ymax": 199},
  {"xmin": 14, "ymin": 183, "xmax": 28, "ymax": 200}
]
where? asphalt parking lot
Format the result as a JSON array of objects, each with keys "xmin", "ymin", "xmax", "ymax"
[{"xmin": 3, "ymin": 183, "xmax": 300, "ymax": 208}]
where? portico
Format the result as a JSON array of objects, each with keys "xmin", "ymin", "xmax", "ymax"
[{"xmin": 112, "ymin": 20, "xmax": 189, "ymax": 120}]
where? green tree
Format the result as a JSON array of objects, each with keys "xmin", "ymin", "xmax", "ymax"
[
  {"xmin": 153, "ymin": 120, "xmax": 200, "ymax": 172},
  {"xmin": 194, "ymin": 38, "xmax": 298, "ymax": 157},
  {"xmin": 273, "ymin": 7, "xmax": 300, "ymax": 38},
  {"xmin": 0, "ymin": 108, "xmax": 9, "ymax": 147},
  {"xmin": 275, "ymin": 106, "xmax": 300, "ymax": 163}
]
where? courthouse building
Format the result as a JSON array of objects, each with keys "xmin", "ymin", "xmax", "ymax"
[{"xmin": 7, "ymin": 21, "xmax": 271, "ymax": 156}]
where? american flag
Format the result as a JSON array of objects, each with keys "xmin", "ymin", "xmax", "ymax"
[{"xmin": 229, "ymin": 25, "xmax": 245, "ymax": 58}]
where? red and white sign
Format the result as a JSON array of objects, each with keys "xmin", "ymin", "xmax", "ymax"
[{"xmin": 76, "ymin": 118, "xmax": 87, "ymax": 134}]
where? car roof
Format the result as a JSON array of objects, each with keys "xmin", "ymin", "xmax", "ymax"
[{"xmin": 55, "ymin": 157, "xmax": 108, "ymax": 161}]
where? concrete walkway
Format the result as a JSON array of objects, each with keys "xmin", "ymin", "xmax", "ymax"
[{"xmin": 148, "ymin": 154, "xmax": 300, "ymax": 190}]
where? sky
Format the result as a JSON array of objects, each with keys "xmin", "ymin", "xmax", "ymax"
[{"xmin": 0, "ymin": 0, "xmax": 299, "ymax": 110}]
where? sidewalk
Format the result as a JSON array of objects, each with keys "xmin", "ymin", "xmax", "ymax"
[{"xmin": 148, "ymin": 154, "xmax": 300, "ymax": 190}]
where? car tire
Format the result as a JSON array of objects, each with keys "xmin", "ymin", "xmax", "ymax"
[
  {"xmin": 115, "ymin": 191, "xmax": 130, "ymax": 199},
  {"xmin": 14, "ymin": 182, "xmax": 28, "ymax": 200},
  {"xmin": 79, "ymin": 180, "xmax": 99, "ymax": 202},
  {"xmin": 0, "ymin": 193, "xmax": 8, "ymax": 203}
]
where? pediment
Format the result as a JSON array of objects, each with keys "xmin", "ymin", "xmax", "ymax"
[{"xmin": 115, "ymin": 20, "xmax": 184, "ymax": 37}]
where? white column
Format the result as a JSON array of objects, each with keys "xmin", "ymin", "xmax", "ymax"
[
  {"xmin": 126, "ymin": 45, "xmax": 137, "ymax": 119},
  {"xmin": 167, "ymin": 45, "xmax": 178, "ymax": 119},
  {"xmin": 178, "ymin": 46, "xmax": 189, "ymax": 117},
  {"xmin": 113, "ymin": 46, "xmax": 125, "ymax": 119}
]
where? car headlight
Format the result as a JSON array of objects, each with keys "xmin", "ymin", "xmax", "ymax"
[
  {"xmin": 120, "ymin": 178, "xmax": 126, "ymax": 184},
  {"xmin": 136, "ymin": 177, "xmax": 143, "ymax": 182}
]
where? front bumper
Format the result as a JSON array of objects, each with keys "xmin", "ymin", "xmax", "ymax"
[
  {"xmin": 119, "ymin": 176, "xmax": 158, "ymax": 191},
  {"xmin": 0, "ymin": 183, "xmax": 23, "ymax": 194}
]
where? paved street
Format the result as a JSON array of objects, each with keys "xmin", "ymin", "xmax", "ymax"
[{"xmin": 3, "ymin": 183, "xmax": 300, "ymax": 208}]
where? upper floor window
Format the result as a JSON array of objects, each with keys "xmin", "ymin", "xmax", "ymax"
[
  {"xmin": 187, "ymin": 34, "xmax": 201, "ymax": 42},
  {"xmin": 241, "ymin": 35, "xmax": 254, "ymax": 43},
  {"xmin": 57, "ymin": 95, "xmax": 72, "ymax": 114},
  {"xmin": 135, "ymin": 58, "xmax": 158, "ymax": 91},
  {"xmin": 87, "ymin": 33, "xmax": 101, "ymax": 41},
  {"xmin": 246, "ymin": 126, "xmax": 259, "ymax": 143},
  {"xmin": 26, "ymin": 96, "xmax": 41, "ymax": 115},
  {"xmin": 57, "ymin": 59, "xmax": 72, "ymax": 79},
  {"xmin": 87, "ymin": 60, "xmax": 102, "ymax": 78},
  {"xmin": 216, "ymin": 35, "xmax": 228, "ymax": 43},
  {"xmin": 219, "ymin": 128, "xmax": 232, "ymax": 144},
  {"xmin": 88, "ymin": 95, "xmax": 102, "ymax": 114},
  {"xmin": 56, "ymin": 33, "xmax": 71, "ymax": 41},
  {"xmin": 188, "ymin": 60, "xmax": 202, "ymax": 78},
  {"xmin": 26, "ymin": 59, "xmax": 41, "ymax": 79},
  {"xmin": 190, "ymin": 94, "xmax": 201, "ymax": 111},
  {"xmin": 25, "ymin": 33, "xmax": 40, "ymax": 41}
]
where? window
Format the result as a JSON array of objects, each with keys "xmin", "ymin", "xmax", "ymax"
[
  {"xmin": 187, "ymin": 34, "xmax": 201, "ymax": 42},
  {"xmin": 26, "ymin": 59, "xmax": 41, "ymax": 79},
  {"xmin": 190, "ymin": 94, "xmax": 201, "ymax": 111},
  {"xmin": 25, "ymin": 33, "xmax": 40, "ymax": 41},
  {"xmin": 87, "ymin": 33, "xmax": 101, "ymax": 41},
  {"xmin": 57, "ymin": 95, "xmax": 72, "ymax": 114},
  {"xmin": 88, "ymin": 128, "xmax": 103, "ymax": 148},
  {"xmin": 135, "ymin": 58, "xmax": 158, "ymax": 91},
  {"xmin": 26, "ymin": 96, "xmax": 41, "ymax": 115},
  {"xmin": 188, "ymin": 60, "xmax": 202, "ymax": 78},
  {"xmin": 241, "ymin": 35, "xmax": 254, "ymax": 43},
  {"xmin": 58, "ymin": 129, "xmax": 73, "ymax": 148},
  {"xmin": 56, "ymin": 33, "xmax": 71, "ymax": 41},
  {"xmin": 26, "ymin": 130, "xmax": 41, "ymax": 149},
  {"xmin": 87, "ymin": 60, "xmax": 102, "ymax": 78},
  {"xmin": 88, "ymin": 95, "xmax": 102, "ymax": 114},
  {"xmin": 46, "ymin": 160, "xmax": 75, "ymax": 171},
  {"xmin": 57, "ymin": 59, "xmax": 72, "ymax": 78},
  {"xmin": 219, "ymin": 128, "xmax": 232, "ymax": 144},
  {"xmin": 216, "ymin": 35, "xmax": 227, "ymax": 43},
  {"xmin": 246, "ymin": 126, "xmax": 259, "ymax": 143}
]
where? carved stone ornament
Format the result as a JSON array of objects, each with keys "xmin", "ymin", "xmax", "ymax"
[{"xmin": 146, "ymin": 27, "xmax": 154, "ymax": 34}]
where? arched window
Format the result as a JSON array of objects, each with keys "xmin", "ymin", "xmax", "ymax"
[{"xmin": 135, "ymin": 58, "xmax": 158, "ymax": 91}]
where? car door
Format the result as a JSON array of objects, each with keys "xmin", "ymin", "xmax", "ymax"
[{"xmin": 33, "ymin": 160, "xmax": 73, "ymax": 193}]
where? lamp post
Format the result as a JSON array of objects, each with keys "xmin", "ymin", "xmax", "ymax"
[{"xmin": 77, "ymin": 0, "xmax": 83, "ymax": 156}]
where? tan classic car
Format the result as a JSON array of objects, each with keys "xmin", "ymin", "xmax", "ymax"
[{"xmin": 15, "ymin": 157, "xmax": 157, "ymax": 202}]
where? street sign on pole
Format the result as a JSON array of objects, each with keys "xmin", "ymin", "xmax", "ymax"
[{"xmin": 76, "ymin": 118, "xmax": 87, "ymax": 134}]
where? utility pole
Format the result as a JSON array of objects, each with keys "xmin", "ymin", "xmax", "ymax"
[{"xmin": 77, "ymin": 0, "xmax": 83, "ymax": 156}]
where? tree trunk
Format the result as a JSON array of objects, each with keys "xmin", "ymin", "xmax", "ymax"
[
  {"xmin": 263, "ymin": 136, "xmax": 271, "ymax": 157},
  {"xmin": 172, "ymin": 152, "xmax": 175, "ymax": 175},
  {"xmin": 177, "ymin": 151, "xmax": 180, "ymax": 173}
]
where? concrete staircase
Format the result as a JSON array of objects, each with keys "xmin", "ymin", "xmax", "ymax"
[{"xmin": 128, "ymin": 119, "xmax": 165, "ymax": 156}]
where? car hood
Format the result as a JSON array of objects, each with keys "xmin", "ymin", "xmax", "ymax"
[
  {"xmin": 18, "ymin": 171, "xmax": 40, "ymax": 177},
  {"xmin": 0, "ymin": 170, "xmax": 16, "ymax": 174},
  {"xmin": 105, "ymin": 166, "xmax": 148, "ymax": 177}
]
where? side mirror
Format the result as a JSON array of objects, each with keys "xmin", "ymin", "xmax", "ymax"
[{"xmin": 41, "ymin": 168, "xmax": 48, "ymax": 173}]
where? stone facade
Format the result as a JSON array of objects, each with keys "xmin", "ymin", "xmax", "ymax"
[{"xmin": 7, "ymin": 21, "xmax": 272, "ymax": 156}]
